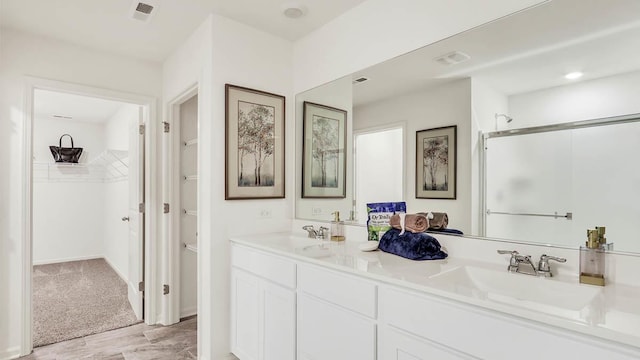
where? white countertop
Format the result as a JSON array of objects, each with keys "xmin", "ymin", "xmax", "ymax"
[{"xmin": 230, "ymin": 233, "xmax": 640, "ymax": 350}]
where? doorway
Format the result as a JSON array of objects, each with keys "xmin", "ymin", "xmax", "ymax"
[
  {"xmin": 353, "ymin": 125, "xmax": 405, "ymax": 224},
  {"xmin": 21, "ymin": 77, "xmax": 157, "ymax": 356},
  {"xmin": 165, "ymin": 86, "xmax": 199, "ymax": 324},
  {"xmin": 31, "ymin": 89, "xmax": 145, "ymax": 347}
]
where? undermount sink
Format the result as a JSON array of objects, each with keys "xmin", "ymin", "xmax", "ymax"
[
  {"xmin": 294, "ymin": 243, "xmax": 333, "ymax": 258},
  {"xmin": 428, "ymin": 265, "xmax": 602, "ymax": 317}
]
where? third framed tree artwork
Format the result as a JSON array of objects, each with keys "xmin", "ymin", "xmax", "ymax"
[
  {"xmin": 302, "ymin": 102, "xmax": 347, "ymax": 198},
  {"xmin": 416, "ymin": 125, "xmax": 457, "ymax": 199}
]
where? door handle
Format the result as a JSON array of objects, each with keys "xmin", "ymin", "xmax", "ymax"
[{"xmin": 121, "ymin": 216, "xmax": 130, "ymax": 222}]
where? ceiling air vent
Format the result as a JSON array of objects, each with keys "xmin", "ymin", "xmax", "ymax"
[
  {"xmin": 136, "ymin": 3, "xmax": 154, "ymax": 14},
  {"xmin": 130, "ymin": 1, "xmax": 157, "ymax": 22},
  {"xmin": 434, "ymin": 51, "xmax": 471, "ymax": 66},
  {"xmin": 353, "ymin": 77, "xmax": 369, "ymax": 84}
]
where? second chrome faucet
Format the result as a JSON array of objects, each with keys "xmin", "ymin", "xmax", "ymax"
[{"xmin": 498, "ymin": 250, "xmax": 566, "ymax": 277}]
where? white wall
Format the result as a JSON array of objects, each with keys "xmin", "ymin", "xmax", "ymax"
[
  {"xmin": 163, "ymin": 14, "xmax": 294, "ymax": 359},
  {"xmin": 208, "ymin": 14, "xmax": 294, "ymax": 359},
  {"xmin": 0, "ymin": 27, "xmax": 162, "ymax": 358},
  {"xmin": 295, "ymin": 75, "xmax": 353, "ymax": 221},
  {"xmin": 292, "ymin": 0, "xmax": 547, "ymax": 93},
  {"xmin": 32, "ymin": 117, "xmax": 106, "ymax": 264},
  {"xmin": 471, "ymin": 79, "xmax": 509, "ymax": 234},
  {"xmin": 509, "ymin": 70, "xmax": 640, "ymax": 127},
  {"xmin": 162, "ymin": 15, "xmax": 214, "ymax": 358},
  {"xmin": 353, "ymin": 79, "xmax": 472, "ymax": 233},
  {"xmin": 104, "ymin": 105, "xmax": 138, "ymax": 280}
]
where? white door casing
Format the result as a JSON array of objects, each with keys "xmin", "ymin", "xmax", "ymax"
[{"xmin": 21, "ymin": 77, "xmax": 158, "ymax": 357}]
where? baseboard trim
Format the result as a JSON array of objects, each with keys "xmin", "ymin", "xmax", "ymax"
[
  {"xmin": 33, "ymin": 254, "xmax": 103, "ymax": 266},
  {"xmin": 218, "ymin": 354, "xmax": 239, "ymax": 360},
  {"xmin": 103, "ymin": 256, "xmax": 129, "ymax": 283},
  {"xmin": 0, "ymin": 346, "xmax": 21, "ymax": 360},
  {"xmin": 180, "ymin": 307, "xmax": 197, "ymax": 319}
]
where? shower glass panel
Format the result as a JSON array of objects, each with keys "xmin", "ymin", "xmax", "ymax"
[
  {"xmin": 485, "ymin": 120, "xmax": 640, "ymax": 252},
  {"xmin": 485, "ymin": 131, "xmax": 573, "ymax": 246},
  {"xmin": 571, "ymin": 122, "xmax": 640, "ymax": 253}
]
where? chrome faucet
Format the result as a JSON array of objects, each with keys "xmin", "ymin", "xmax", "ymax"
[
  {"xmin": 498, "ymin": 250, "xmax": 566, "ymax": 277},
  {"xmin": 302, "ymin": 225, "xmax": 329, "ymax": 240}
]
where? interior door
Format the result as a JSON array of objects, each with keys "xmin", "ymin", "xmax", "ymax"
[{"xmin": 127, "ymin": 106, "xmax": 145, "ymax": 319}]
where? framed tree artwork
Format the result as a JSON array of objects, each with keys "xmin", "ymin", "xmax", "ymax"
[
  {"xmin": 225, "ymin": 84, "xmax": 285, "ymax": 200},
  {"xmin": 302, "ymin": 102, "xmax": 347, "ymax": 198},
  {"xmin": 416, "ymin": 125, "xmax": 457, "ymax": 199}
]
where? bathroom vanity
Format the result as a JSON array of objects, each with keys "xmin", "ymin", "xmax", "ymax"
[{"xmin": 230, "ymin": 234, "xmax": 640, "ymax": 360}]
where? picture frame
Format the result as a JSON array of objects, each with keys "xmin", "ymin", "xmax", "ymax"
[
  {"xmin": 416, "ymin": 125, "xmax": 457, "ymax": 199},
  {"xmin": 225, "ymin": 84, "xmax": 285, "ymax": 200},
  {"xmin": 302, "ymin": 101, "xmax": 347, "ymax": 198}
]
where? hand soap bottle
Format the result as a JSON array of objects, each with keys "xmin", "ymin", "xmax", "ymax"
[
  {"xmin": 580, "ymin": 226, "xmax": 608, "ymax": 286},
  {"xmin": 330, "ymin": 211, "xmax": 346, "ymax": 242}
]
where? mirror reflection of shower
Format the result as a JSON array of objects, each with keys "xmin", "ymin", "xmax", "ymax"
[{"xmin": 494, "ymin": 113, "xmax": 513, "ymax": 130}]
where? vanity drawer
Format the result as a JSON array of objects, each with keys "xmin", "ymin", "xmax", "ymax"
[
  {"xmin": 231, "ymin": 244, "xmax": 296, "ymax": 289},
  {"xmin": 298, "ymin": 264, "xmax": 377, "ymax": 318}
]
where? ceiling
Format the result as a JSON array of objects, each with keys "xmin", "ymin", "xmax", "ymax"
[
  {"xmin": 0, "ymin": 0, "xmax": 367, "ymax": 62},
  {"xmin": 34, "ymin": 90, "xmax": 131, "ymax": 123},
  {"xmin": 351, "ymin": 0, "xmax": 640, "ymax": 106}
]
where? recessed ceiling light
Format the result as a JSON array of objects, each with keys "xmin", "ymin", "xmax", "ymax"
[
  {"xmin": 565, "ymin": 72, "xmax": 583, "ymax": 80},
  {"xmin": 282, "ymin": 2, "xmax": 307, "ymax": 19}
]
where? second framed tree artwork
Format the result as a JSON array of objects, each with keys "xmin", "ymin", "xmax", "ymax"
[{"xmin": 302, "ymin": 101, "xmax": 347, "ymax": 198}]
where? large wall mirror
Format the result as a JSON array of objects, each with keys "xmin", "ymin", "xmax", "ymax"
[{"xmin": 295, "ymin": 0, "xmax": 640, "ymax": 254}]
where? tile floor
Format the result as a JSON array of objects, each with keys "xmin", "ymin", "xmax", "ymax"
[{"xmin": 20, "ymin": 316, "xmax": 197, "ymax": 360}]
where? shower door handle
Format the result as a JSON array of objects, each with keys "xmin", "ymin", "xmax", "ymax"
[{"xmin": 121, "ymin": 216, "xmax": 130, "ymax": 222}]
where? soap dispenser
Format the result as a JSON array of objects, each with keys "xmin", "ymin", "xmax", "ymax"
[
  {"xmin": 330, "ymin": 211, "xmax": 345, "ymax": 242},
  {"xmin": 579, "ymin": 226, "xmax": 608, "ymax": 286}
]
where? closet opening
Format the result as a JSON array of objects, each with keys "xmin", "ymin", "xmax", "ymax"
[
  {"xmin": 30, "ymin": 88, "xmax": 146, "ymax": 348},
  {"xmin": 165, "ymin": 87, "xmax": 199, "ymax": 327}
]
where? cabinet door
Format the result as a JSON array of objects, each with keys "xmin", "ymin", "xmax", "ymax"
[
  {"xmin": 263, "ymin": 281, "xmax": 296, "ymax": 360},
  {"xmin": 379, "ymin": 325, "xmax": 476, "ymax": 360},
  {"xmin": 298, "ymin": 293, "xmax": 376, "ymax": 360},
  {"xmin": 231, "ymin": 269, "xmax": 260, "ymax": 360}
]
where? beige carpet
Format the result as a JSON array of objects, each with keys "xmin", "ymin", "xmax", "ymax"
[{"xmin": 33, "ymin": 258, "xmax": 140, "ymax": 347}]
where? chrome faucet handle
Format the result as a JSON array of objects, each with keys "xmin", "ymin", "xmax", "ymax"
[
  {"xmin": 497, "ymin": 250, "xmax": 520, "ymax": 271},
  {"xmin": 302, "ymin": 225, "xmax": 317, "ymax": 238},
  {"xmin": 537, "ymin": 254, "xmax": 567, "ymax": 276}
]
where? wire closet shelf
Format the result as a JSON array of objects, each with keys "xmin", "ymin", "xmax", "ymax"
[{"xmin": 34, "ymin": 149, "xmax": 129, "ymax": 183}]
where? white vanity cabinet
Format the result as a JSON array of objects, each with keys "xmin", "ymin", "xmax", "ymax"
[
  {"xmin": 231, "ymin": 245, "xmax": 296, "ymax": 360},
  {"xmin": 230, "ymin": 239, "xmax": 640, "ymax": 360},
  {"xmin": 297, "ymin": 264, "xmax": 377, "ymax": 360},
  {"xmin": 378, "ymin": 286, "xmax": 640, "ymax": 360}
]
